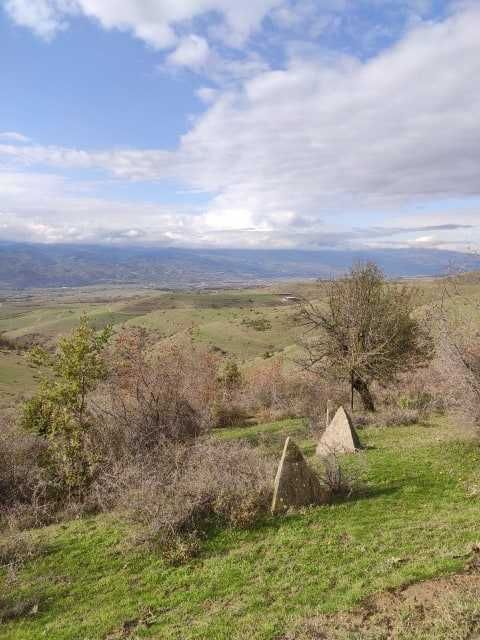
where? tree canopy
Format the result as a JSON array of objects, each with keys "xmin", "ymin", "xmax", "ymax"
[{"xmin": 299, "ymin": 262, "xmax": 434, "ymax": 411}]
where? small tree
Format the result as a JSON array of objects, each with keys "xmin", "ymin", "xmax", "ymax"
[
  {"xmin": 299, "ymin": 262, "xmax": 434, "ymax": 412},
  {"xmin": 21, "ymin": 316, "xmax": 112, "ymax": 491},
  {"xmin": 218, "ymin": 359, "xmax": 243, "ymax": 401}
]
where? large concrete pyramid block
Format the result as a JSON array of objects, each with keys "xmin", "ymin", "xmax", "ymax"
[
  {"xmin": 316, "ymin": 406, "xmax": 361, "ymax": 457},
  {"xmin": 271, "ymin": 437, "xmax": 330, "ymax": 515}
]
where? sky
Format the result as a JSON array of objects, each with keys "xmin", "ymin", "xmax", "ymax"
[{"xmin": 0, "ymin": 0, "xmax": 479, "ymax": 252}]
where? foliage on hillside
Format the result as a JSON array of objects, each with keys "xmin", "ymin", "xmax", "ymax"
[{"xmin": 1, "ymin": 418, "xmax": 480, "ymax": 639}]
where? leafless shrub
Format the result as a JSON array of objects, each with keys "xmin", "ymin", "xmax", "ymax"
[
  {"xmin": 0, "ymin": 334, "xmax": 16, "ymax": 351},
  {"xmin": 0, "ymin": 413, "xmax": 101, "ymax": 530},
  {"xmin": 212, "ymin": 401, "xmax": 251, "ymax": 428},
  {"xmin": 0, "ymin": 530, "xmax": 44, "ymax": 571},
  {"xmin": 8, "ymin": 333, "xmax": 51, "ymax": 351},
  {"xmin": 427, "ymin": 272, "xmax": 480, "ymax": 425},
  {"xmin": 0, "ymin": 417, "xmax": 53, "ymax": 527},
  {"xmin": 96, "ymin": 437, "xmax": 275, "ymax": 563},
  {"xmin": 0, "ymin": 597, "xmax": 41, "ymax": 624},
  {"xmin": 383, "ymin": 407, "xmax": 421, "ymax": 426},
  {"xmin": 321, "ymin": 454, "xmax": 362, "ymax": 498},
  {"xmin": 435, "ymin": 335, "xmax": 480, "ymax": 424},
  {"xmin": 91, "ymin": 329, "xmax": 219, "ymax": 453},
  {"xmin": 353, "ymin": 407, "xmax": 421, "ymax": 428},
  {"xmin": 242, "ymin": 357, "xmax": 347, "ymax": 429}
]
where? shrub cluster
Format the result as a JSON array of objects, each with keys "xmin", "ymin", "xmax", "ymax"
[
  {"xmin": 0, "ymin": 417, "xmax": 53, "ymax": 529},
  {"xmin": 94, "ymin": 438, "xmax": 274, "ymax": 563},
  {"xmin": 1, "ymin": 324, "xmax": 277, "ymax": 559}
]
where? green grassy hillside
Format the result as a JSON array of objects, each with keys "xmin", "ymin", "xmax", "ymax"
[
  {"xmin": 0, "ymin": 287, "xmax": 303, "ymax": 404},
  {"xmin": 0, "ymin": 352, "xmax": 40, "ymax": 403},
  {"xmin": 1, "ymin": 417, "xmax": 479, "ymax": 640},
  {"xmin": 2, "ymin": 275, "xmax": 480, "ymax": 406}
]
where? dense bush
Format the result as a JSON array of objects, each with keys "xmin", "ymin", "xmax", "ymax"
[
  {"xmin": 211, "ymin": 401, "xmax": 251, "ymax": 428},
  {"xmin": 91, "ymin": 329, "xmax": 219, "ymax": 452},
  {"xmin": 322, "ymin": 453, "xmax": 364, "ymax": 498},
  {"xmin": 0, "ymin": 334, "xmax": 16, "ymax": 351},
  {"xmin": 91, "ymin": 437, "xmax": 275, "ymax": 563},
  {"xmin": 20, "ymin": 316, "xmax": 112, "ymax": 494},
  {"xmin": 241, "ymin": 357, "xmax": 351, "ymax": 434},
  {"xmin": 353, "ymin": 407, "xmax": 421, "ymax": 429},
  {"xmin": 0, "ymin": 417, "xmax": 53, "ymax": 529},
  {"xmin": 433, "ymin": 332, "xmax": 480, "ymax": 425}
]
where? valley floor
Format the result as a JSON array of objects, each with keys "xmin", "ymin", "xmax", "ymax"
[{"xmin": 1, "ymin": 417, "xmax": 479, "ymax": 640}]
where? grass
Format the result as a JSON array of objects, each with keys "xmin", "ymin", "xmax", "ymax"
[
  {"xmin": 0, "ymin": 351, "xmax": 40, "ymax": 402},
  {"xmin": 0, "ymin": 304, "xmax": 140, "ymax": 340},
  {"xmin": 193, "ymin": 307, "xmax": 297, "ymax": 360},
  {"xmin": 1, "ymin": 417, "xmax": 479, "ymax": 639},
  {"xmin": 215, "ymin": 418, "xmax": 316, "ymax": 455}
]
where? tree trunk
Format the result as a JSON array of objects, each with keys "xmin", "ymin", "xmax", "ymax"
[
  {"xmin": 350, "ymin": 370, "xmax": 354, "ymax": 412},
  {"xmin": 353, "ymin": 376, "xmax": 375, "ymax": 412}
]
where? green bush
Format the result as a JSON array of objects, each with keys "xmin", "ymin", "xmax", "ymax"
[{"xmin": 20, "ymin": 316, "xmax": 112, "ymax": 493}]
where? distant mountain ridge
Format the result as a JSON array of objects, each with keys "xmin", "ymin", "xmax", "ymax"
[{"xmin": 0, "ymin": 241, "xmax": 479, "ymax": 289}]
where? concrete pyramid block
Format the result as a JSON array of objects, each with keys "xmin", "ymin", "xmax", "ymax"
[
  {"xmin": 271, "ymin": 437, "xmax": 330, "ymax": 515},
  {"xmin": 316, "ymin": 406, "xmax": 361, "ymax": 457}
]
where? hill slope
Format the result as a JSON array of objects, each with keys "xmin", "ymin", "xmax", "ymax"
[{"xmin": 1, "ymin": 417, "xmax": 479, "ymax": 639}]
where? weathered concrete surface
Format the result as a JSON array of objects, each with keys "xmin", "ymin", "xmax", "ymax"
[
  {"xmin": 271, "ymin": 437, "xmax": 330, "ymax": 515},
  {"xmin": 316, "ymin": 406, "xmax": 361, "ymax": 457}
]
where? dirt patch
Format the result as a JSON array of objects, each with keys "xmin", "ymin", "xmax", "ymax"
[{"xmin": 285, "ymin": 548, "xmax": 480, "ymax": 640}]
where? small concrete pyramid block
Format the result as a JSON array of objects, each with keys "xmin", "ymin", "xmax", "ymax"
[
  {"xmin": 271, "ymin": 437, "xmax": 330, "ymax": 515},
  {"xmin": 316, "ymin": 406, "xmax": 361, "ymax": 457}
]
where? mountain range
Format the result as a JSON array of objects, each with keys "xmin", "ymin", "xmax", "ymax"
[{"xmin": 0, "ymin": 242, "xmax": 479, "ymax": 289}]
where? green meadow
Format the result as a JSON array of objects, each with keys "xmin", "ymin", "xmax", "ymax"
[{"xmin": 1, "ymin": 417, "xmax": 479, "ymax": 639}]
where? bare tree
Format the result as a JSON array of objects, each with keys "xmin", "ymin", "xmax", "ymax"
[{"xmin": 299, "ymin": 262, "xmax": 434, "ymax": 412}]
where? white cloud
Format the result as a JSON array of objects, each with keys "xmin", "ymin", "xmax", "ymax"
[
  {"xmin": 172, "ymin": 5, "xmax": 480, "ymax": 220},
  {"xmin": 414, "ymin": 235, "xmax": 435, "ymax": 243},
  {"xmin": 4, "ymin": 0, "xmax": 281, "ymax": 48},
  {"xmin": 3, "ymin": 0, "xmax": 74, "ymax": 40},
  {"xmin": 0, "ymin": 131, "xmax": 31, "ymax": 143},
  {"xmin": 197, "ymin": 87, "xmax": 219, "ymax": 103},
  {"xmin": 1, "ymin": 3, "xmax": 480, "ymax": 251},
  {"xmin": 167, "ymin": 36, "xmax": 210, "ymax": 69},
  {"xmin": 164, "ymin": 46, "xmax": 270, "ymax": 87},
  {"xmin": 0, "ymin": 171, "xmax": 203, "ymax": 244},
  {"xmin": 6, "ymin": 4, "xmax": 476, "ymax": 201}
]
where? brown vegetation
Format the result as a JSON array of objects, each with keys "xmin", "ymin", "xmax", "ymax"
[{"xmin": 96, "ymin": 438, "xmax": 274, "ymax": 563}]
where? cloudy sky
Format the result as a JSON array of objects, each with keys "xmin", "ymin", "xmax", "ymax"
[{"xmin": 1, "ymin": 0, "xmax": 479, "ymax": 251}]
